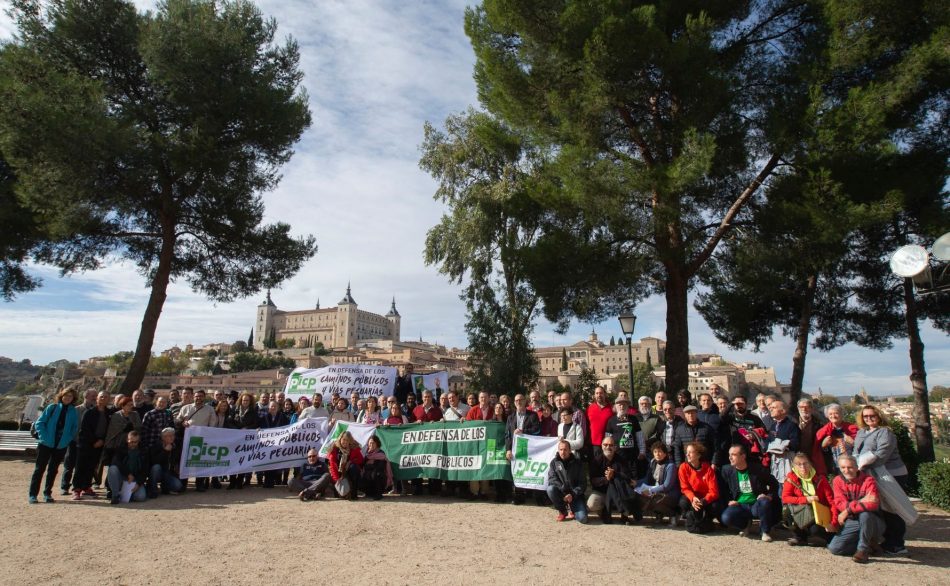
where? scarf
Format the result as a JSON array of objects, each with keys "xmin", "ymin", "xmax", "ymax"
[
  {"xmin": 652, "ymin": 459, "xmax": 665, "ymax": 485},
  {"xmin": 794, "ymin": 466, "xmax": 816, "ymax": 496}
]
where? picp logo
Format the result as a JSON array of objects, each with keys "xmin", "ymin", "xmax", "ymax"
[
  {"xmin": 288, "ymin": 372, "xmax": 318, "ymax": 391},
  {"xmin": 186, "ymin": 436, "xmax": 231, "ymax": 467}
]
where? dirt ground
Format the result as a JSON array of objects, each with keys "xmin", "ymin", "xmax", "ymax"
[{"xmin": 2, "ymin": 456, "xmax": 948, "ymax": 586}]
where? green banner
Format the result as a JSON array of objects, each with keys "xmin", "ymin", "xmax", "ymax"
[{"xmin": 375, "ymin": 421, "xmax": 511, "ymax": 481}]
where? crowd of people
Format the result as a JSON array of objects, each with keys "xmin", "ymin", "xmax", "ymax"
[{"xmin": 27, "ymin": 368, "xmax": 916, "ymax": 564}]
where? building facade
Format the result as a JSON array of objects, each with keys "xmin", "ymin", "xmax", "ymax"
[
  {"xmin": 535, "ymin": 331, "xmax": 666, "ymax": 377},
  {"xmin": 254, "ymin": 285, "xmax": 401, "ymax": 350}
]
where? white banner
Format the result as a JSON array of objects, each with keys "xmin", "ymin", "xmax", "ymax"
[
  {"xmin": 284, "ymin": 365, "xmax": 397, "ymax": 401},
  {"xmin": 411, "ymin": 372, "xmax": 448, "ymax": 398},
  {"xmin": 317, "ymin": 420, "xmax": 379, "ymax": 458},
  {"xmin": 511, "ymin": 434, "xmax": 560, "ymax": 491},
  {"xmin": 179, "ymin": 418, "xmax": 329, "ymax": 478}
]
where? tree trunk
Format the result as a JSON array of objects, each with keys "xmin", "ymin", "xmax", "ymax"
[
  {"xmin": 903, "ymin": 277, "xmax": 934, "ymax": 462},
  {"xmin": 120, "ymin": 224, "xmax": 176, "ymax": 394},
  {"xmin": 663, "ymin": 266, "xmax": 690, "ymax": 394},
  {"xmin": 789, "ymin": 273, "xmax": 817, "ymax": 408}
]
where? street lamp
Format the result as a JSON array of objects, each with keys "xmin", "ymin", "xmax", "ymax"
[{"xmin": 618, "ymin": 313, "xmax": 637, "ymax": 396}]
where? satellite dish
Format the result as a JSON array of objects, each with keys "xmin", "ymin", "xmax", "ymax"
[
  {"xmin": 933, "ymin": 232, "xmax": 950, "ymax": 261},
  {"xmin": 889, "ymin": 245, "xmax": 929, "ymax": 277}
]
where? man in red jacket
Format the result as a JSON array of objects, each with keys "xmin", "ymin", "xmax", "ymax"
[{"xmin": 828, "ymin": 454, "xmax": 885, "ymax": 563}]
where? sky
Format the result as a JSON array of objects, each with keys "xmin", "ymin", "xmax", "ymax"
[{"xmin": 0, "ymin": 1, "xmax": 946, "ymax": 396}]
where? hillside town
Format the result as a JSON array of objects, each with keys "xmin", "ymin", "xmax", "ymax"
[{"xmin": 3, "ymin": 288, "xmax": 946, "ymax": 444}]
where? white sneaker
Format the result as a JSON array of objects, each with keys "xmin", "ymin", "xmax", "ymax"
[{"xmin": 761, "ymin": 532, "xmax": 773, "ymax": 543}]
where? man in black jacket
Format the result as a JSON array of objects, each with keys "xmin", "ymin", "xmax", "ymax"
[
  {"xmin": 393, "ymin": 363, "xmax": 416, "ymax": 406},
  {"xmin": 71, "ymin": 390, "xmax": 111, "ymax": 500},
  {"xmin": 672, "ymin": 406, "xmax": 718, "ymax": 468},
  {"xmin": 587, "ymin": 438, "xmax": 638, "ymax": 524},
  {"xmin": 505, "ymin": 394, "xmax": 540, "ymax": 504},
  {"xmin": 719, "ymin": 444, "xmax": 780, "ymax": 542},
  {"xmin": 546, "ymin": 440, "xmax": 589, "ymax": 523}
]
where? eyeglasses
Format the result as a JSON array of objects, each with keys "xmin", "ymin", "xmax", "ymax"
[{"xmin": 862, "ymin": 414, "xmax": 878, "ymax": 420}]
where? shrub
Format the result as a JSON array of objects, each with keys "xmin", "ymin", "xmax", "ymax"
[
  {"xmin": 889, "ymin": 420, "xmax": 920, "ymax": 496},
  {"xmin": 918, "ymin": 462, "xmax": 950, "ymax": 511}
]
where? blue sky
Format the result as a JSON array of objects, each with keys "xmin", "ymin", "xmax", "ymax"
[{"xmin": 0, "ymin": 1, "xmax": 946, "ymax": 396}]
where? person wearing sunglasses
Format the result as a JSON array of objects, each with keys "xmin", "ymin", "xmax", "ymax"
[
  {"xmin": 291, "ymin": 449, "xmax": 331, "ymax": 501},
  {"xmin": 854, "ymin": 405, "xmax": 912, "ymax": 556}
]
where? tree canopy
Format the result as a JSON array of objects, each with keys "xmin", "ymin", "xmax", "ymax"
[
  {"xmin": 421, "ymin": 108, "xmax": 544, "ymax": 394},
  {"xmin": 465, "ymin": 0, "xmax": 817, "ymax": 393},
  {"xmin": 0, "ymin": 0, "xmax": 316, "ymax": 392}
]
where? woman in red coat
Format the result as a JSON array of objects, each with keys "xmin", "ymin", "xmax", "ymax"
[
  {"xmin": 328, "ymin": 431, "xmax": 363, "ymax": 500},
  {"xmin": 782, "ymin": 453, "xmax": 837, "ymax": 546},
  {"xmin": 814, "ymin": 403, "xmax": 858, "ymax": 476},
  {"xmin": 677, "ymin": 442, "xmax": 721, "ymax": 533}
]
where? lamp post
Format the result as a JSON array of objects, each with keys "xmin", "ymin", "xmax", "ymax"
[{"xmin": 618, "ymin": 313, "xmax": 637, "ymax": 397}]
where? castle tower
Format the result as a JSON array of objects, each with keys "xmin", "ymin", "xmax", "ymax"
[
  {"xmin": 335, "ymin": 282, "xmax": 357, "ymax": 348},
  {"xmin": 255, "ymin": 289, "xmax": 277, "ymax": 349},
  {"xmin": 386, "ymin": 297, "xmax": 401, "ymax": 342}
]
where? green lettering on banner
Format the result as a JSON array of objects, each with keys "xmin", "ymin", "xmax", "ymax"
[
  {"xmin": 511, "ymin": 436, "xmax": 550, "ymax": 487},
  {"xmin": 376, "ymin": 421, "xmax": 511, "ymax": 481},
  {"xmin": 185, "ymin": 435, "xmax": 232, "ymax": 468}
]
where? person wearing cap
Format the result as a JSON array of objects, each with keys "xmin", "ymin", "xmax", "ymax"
[
  {"xmin": 604, "ymin": 395, "xmax": 644, "ymax": 464},
  {"xmin": 672, "ymin": 405, "xmax": 718, "ymax": 469},
  {"xmin": 147, "ymin": 427, "xmax": 183, "ymax": 497},
  {"xmin": 227, "ymin": 390, "xmax": 239, "ymax": 414}
]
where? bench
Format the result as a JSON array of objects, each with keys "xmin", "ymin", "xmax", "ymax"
[{"xmin": 0, "ymin": 430, "xmax": 36, "ymax": 453}]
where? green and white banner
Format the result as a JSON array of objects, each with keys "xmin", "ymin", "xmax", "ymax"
[
  {"xmin": 317, "ymin": 420, "xmax": 378, "ymax": 458},
  {"xmin": 511, "ymin": 434, "xmax": 559, "ymax": 491},
  {"xmin": 375, "ymin": 421, "xmax": 510, "ymax": 481},
  {"xmin": 180, "ymin": 418, "xmax": 329, "ymax": 478},
  {"xmin": 411, "ymin": 371, "xmax": 448, "ymax": 398},
  {"xmin": 284, "ymin": 365, "xmax": 397, "ymax": 401}
]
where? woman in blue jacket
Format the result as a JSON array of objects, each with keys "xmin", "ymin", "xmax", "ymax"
[{"xmin": 29, "ymin": 387, "xmax": 79, "ymax": 503}]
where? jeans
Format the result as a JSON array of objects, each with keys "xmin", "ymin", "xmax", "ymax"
[
  {"xmin": 290, "ymin": 473, "xmax": 331, "ymax": 498},
  {"xmin": 106, "ymin": 465, "xmax": 147, "ymax": 503},
  {"xmin": 546, "ymin": 485, "xmax": 589, "ymax": 523},
  {"xmin": 60, "ymin": 441, "xmax": 77, "ymax": 491},
  {"xmin": 29, "ymin": 444, "xmax": 67, "ymax": 498},
  {"xmin": 721, "ymin": 498, "xmax": 775, "ymax": 534},
  {"xmin": 828, "ymin": 512, "xmax": 885, "ymax": 556},
  {"xmin": 147, "ymin": 464, "xmax": 183, "ymax": 496}
]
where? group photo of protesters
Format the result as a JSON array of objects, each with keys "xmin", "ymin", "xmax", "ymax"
[{"xmin": 27, "ymin": 363, "xmax": 919, "ymax": 566}]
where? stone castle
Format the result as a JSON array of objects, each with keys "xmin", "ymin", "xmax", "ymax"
[{"xmin": 254, "ymin": 284, "xmax": 401, "ymax": 350}]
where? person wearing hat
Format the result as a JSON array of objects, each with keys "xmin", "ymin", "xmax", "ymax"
[
  {"xmin": 672, "ymin": 404, "xmax": 719, "ymax": 469},
  {"xmin": 604, "ymin": 395, "xmax": 644, "ymax": 465}
]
